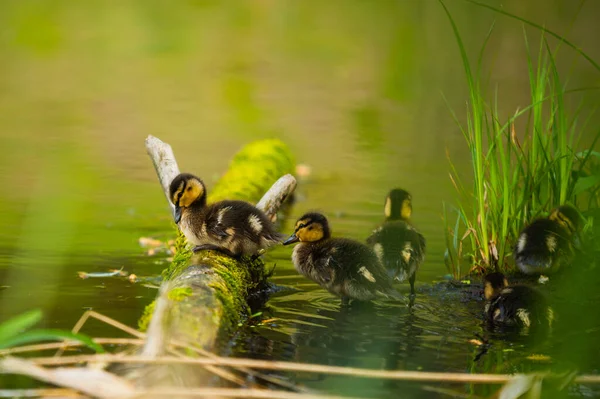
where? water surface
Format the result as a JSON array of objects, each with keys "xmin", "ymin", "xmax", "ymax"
[{"xmin": 1, "ymin": 1, "xmax": 599, "ymax": 397}]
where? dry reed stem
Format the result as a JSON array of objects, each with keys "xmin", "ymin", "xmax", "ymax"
[
  {"xmin": 167, "ymin": 347, "xmax": 247, "ymax": 387},
  {"xmin": 79, "ymin": 311, "xmax": 145, "ymax": 339},
  {"xmin": 70, "ymin": 311, "xmax": 250, "ymax": 387},
  {"xmin": 0, "ymin": 339, "xmax": 144, "ymax": 356},
  {"xmin": 421, "ymin": 385, "xmax": 485, "ymax": 399},
  {"xmin": 54, "ymin": 311, "xmax": 145, "ymax": 358},
  {"xmin": 21, "ymin": 354, "xmax": 600, "ymax": 385},
  {"xmin": 0, "ymin": 388, "xmax": 87, "ymax": 398},
  {"xmin": 169, "ymin": 337, "xmax": 308, "ymax": 392},
  {"xmin": 129, "ymin": 387, "xmax": 364, "ymax": 399},
  {"xmin": 0, "ymin": 357, "xmax": 135, "ymax": 399},
  {"xmin": 23, "ymin": 310, "xmax": 302, "ymax": 391}
]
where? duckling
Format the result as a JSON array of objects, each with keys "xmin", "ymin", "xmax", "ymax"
[
  {"xmin": 514, "ymin": 205, "xmax": 581, "ymax": 275},
  {"xmin": 283, "ymin": 212, "xmax": 402, "ymax": 304},
  {"xmin": 483, "ymin": 272, "xmax": 553, "ymax": 331},
  {"xmin": 169, "ymin": 173, "xmax": 284, "ymax": 258},
  {"xmin": 366, "ymin": 189, "xmax": 426, "ymax": 295}
]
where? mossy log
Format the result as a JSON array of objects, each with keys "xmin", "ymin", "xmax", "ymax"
[{"xmin": 139, "ymin": 136, "xmax": 296, "ymax": 361}]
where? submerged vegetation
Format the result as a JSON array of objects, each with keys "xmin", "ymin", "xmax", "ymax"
[{"xmin": 441, "ymin": 4, "xmax": 600, "ymax": 278}]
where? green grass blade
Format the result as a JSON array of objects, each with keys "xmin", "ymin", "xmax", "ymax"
[
  {"xmin": 465, "ymin": 0, "xmax": 600, "ymax": 72},
  {"xmin": 0, "ymin": 310, "xmax": 43, "ymax": 344},
  {"xmin": 0, "ymin": 329, "xmax": 105, "ymax": 353}
]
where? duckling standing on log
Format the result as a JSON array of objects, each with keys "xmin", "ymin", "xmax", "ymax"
[
  {"xmin": 514, "ymin": 205, "xmax": 581, "ymax": 275},
  {"xmin": 283, "ymin": 212, "xmax": 402, "ymax": 305},
  {"xmin": 169, "ymin": 173, "xmax": 284, "ymax": 258},
  {"xmin": 483, "ymin": 272, "xmax": 553, "ymax": 331},
  {"xmin": 366, "ymin": 189, "xmax": 425, "ymax": 295}
]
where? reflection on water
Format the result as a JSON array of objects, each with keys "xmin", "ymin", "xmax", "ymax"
[
  {"xmin": 1, "ymin": 0, "xmax": 600, "ymax": 397},
  {"xmin": 231, "ymin": 255, "xmax": 600, "ymax": 397}
]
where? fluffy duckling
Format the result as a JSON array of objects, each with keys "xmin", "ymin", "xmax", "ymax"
[
  {"xmin": 366, "ymin": 189, "xmax": 426, "ymax": 295},
  {"xmin": 514, "ymin": 205, "xmax": 581, "ymax": 275},
  {"xmin": 283, "ymin": 212, "xmax": 401, "ymax": 304},
  {"xmin": 169, "ymin": 173, "xmax": 283, "ymax": 258},
  {"xmin": 483, "ymin": 272, "xmax": 553, "ymax": 330}
]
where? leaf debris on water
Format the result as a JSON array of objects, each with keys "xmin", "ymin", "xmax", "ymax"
[
  {"xmin": 469, "ymin": 339, "xmax": 484, "ymax": 346},
  {"xmin": 78, "ymin": 267, "xmax": 126, "ymax": 279},
  {"xmin": 138, "ymin": 237, "xmax": 176, "ymax": 256},
  {"xmin": 526, "ymin": 354, "xmax": 551, "ymax": 362}
]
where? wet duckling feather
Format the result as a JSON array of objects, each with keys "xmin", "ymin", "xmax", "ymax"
[
  {"xmin": 284, "ymin": 212, "xmax": 401, "ymax": 303},
  {"xmin": 367, "ymin": 189, "xmax": 425, "ymax": 295},
  {"xmin": 484, "ymin": 272, "xmax": 553, "ymax": 331},
  {"xmin": 514, "ymin": 205, "xmax": 581, "ymax": 275}
]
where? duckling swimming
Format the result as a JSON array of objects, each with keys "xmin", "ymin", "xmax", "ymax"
[
  {"xmin": 514, "ymin": 205, "xmax": 581, "ymax": 275},
  {"xmin": 283, "ymin": 212, "xmax": 402, "ymax": 304},
  {"xmin": 483, "ymin": 272, "xmax": 553, "ymax": 331},
  {"xmin": 169, "ymin": 173, "xmax": 283, "ymax": 258},
  {"xmin": 366, "ymin": 189, "xmax": 425, "ymax": 295}
]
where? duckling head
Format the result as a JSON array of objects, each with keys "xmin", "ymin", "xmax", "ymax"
[
  {"xmin": 283, "ymin": 212, "xmax": 331, "ymax": 245},
  {"xmin": 169, "ymin": 173, "xmax": 206, "ymax": 223},
  {"xmin": 483, "ymin": 272, "xmax": 509, "ymax": 301},
  {"xmin": 549, "ymin": 204, "xmax": 581, "ymax": 235},
  {"xmin": 384, "ymin": 189, "xmax": 412, "ymax": 221}
]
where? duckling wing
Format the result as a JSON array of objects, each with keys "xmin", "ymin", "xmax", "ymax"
[
  {"xmin": 205, "ymin": 200, "xmax": 280, "ymax": 243},
  {"xmin": 488, "ymin": 286, "xmax": 551, "ymax": 327},
  {"xmin": 203, "ymin": 205, "xmax": 234, "ymax": 239},
  {"xmin": 367, "ymin": 221, "xmax": 426, "ymax": 280},
  {"xmin": 330, "ymin": 239, "xmax": 392, "ymax": 287},
  {"xmin": 514, "ymin": 219, "xmax": 573, "ymax": 273}
]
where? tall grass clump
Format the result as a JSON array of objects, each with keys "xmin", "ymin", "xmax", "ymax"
[{"xmin": 440, "ymin": 2, "xmax": 600, "ymax": 278}]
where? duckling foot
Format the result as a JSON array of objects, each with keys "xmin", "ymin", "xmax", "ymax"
[
  {"xmin": 407, "ymin": 294, "xmax": 416, "ymax": 308},
  {"xmin": 250, "ymin": 249, "xmax": 266, "ymax": 262},
  {"xmin": 192, "ymin": 244, "xmax": 237, "ymax": 258}
]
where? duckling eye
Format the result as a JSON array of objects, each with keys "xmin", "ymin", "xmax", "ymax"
[
  {"xmin": 187, "ymin": 187, "xmax": 192, "ymax": 191},
  {"xmin": 298, "ymin": 223, "xmax": 306, "ymax": 229}
]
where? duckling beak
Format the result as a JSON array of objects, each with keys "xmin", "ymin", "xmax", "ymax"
[
  {"xmin": 283, "ymin": 234, "xmax": 299, "ymax": 245},
  {"xmin": 173, "ymin": 206, "xmax": 182, "ymax": 224}
]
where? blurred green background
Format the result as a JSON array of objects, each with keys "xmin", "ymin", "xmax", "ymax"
[{"xmin": 0, "ymin": 0, "xmax": 599, "ymax": 397}]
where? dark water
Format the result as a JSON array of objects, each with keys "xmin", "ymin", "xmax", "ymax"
[{"xmin": 1, "ymin": 0, "xmax": 600, "ymax": 397}]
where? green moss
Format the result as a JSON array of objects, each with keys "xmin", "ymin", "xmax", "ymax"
[
  {"xmin": 162, "ymin": 229, "xmax": 192, "ymax": 281},
  {"xmin": 210, "ymin": 139, "xmax": 295, "ymax": 203},
  {"xmin": 168, "ymin": 287, "xmax": 193, "ymax": 301},
  {"xmin": 206, "ymin": 253, "xmax": 267, "ymax": 332},
  {"xmin": 139, "ymin": 139, "xmax": 295, "ymax": 340},
  {"xmin": 138, "ymin": 300, "xmax": 156, "ymax": 332}
]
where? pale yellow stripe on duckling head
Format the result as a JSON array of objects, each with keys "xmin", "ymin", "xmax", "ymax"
[
  {"xmin": 173, "ymin": 181, "xmax": 185, "ymax": 204},
  {"xmin": 384, "ymin": 197, "xmax": 392, "ymax": 218},
  {"xmin": 401, "ymin": 199, "xmax": 412, "ymax": 220},
  {"xmin": 180, "ymin": 179, "xmax": 204, "ymax": 207}
]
